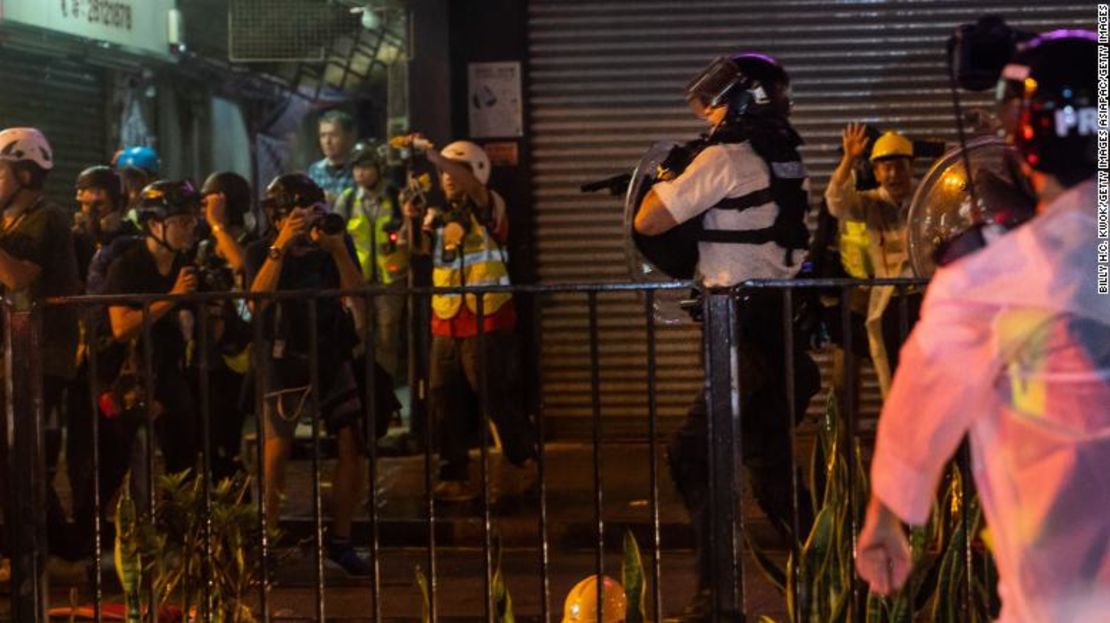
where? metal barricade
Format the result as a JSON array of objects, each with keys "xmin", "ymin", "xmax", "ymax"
[{"xmin": 0, "ymin": 277, "xmax": 993, "ymax": 622}]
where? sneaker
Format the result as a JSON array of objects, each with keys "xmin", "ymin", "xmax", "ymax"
[
  {"xmin": 326, "ymin": 543, "xmax": 371, "ymax": 577},
  {"xmin": 433, "ymin": 480, "xmax": 479, "ymax": 503}
]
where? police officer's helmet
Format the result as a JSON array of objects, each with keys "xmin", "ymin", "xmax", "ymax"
[
  {"xmin": 997, "ymin": 30, "xmax": 1097, "ymax": 187},
  {"xmin": 202, "ymin": 171, "xmax": 252, "ymax": 227},
  {"xmin": 263, "ymin": 173, "xmax": 325, "ymax": 220},
  {"xmin": 76, "ymin": 165, "xmax": 126, "ymax": 211},
  {"xmin": 686, "ymin": 52, "xmax": 791, "ymax": 120},
  {"xmin": 137, "ymin": 179, "xmax": 202, "ymax": 222}
]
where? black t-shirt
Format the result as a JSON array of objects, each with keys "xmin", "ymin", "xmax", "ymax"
[
  {"xmin": 102, "ymin": 242, "xmax": 189, "ymax": 373},
  {"xmin": 0, "ymin": 198, "xmax": 80, "ymax": 379},
  {"xmin": 244, "ymin": 236, "xmax": 358, "ymax": 358}
]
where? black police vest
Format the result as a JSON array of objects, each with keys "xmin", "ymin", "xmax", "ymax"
[{"xmin": 632, "ymin": 118, "xmax": 810, "ymax": 280}]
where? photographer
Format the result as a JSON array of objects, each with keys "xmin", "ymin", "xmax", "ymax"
[
  {"xmin": 194, "ymin": 171, "xmax": 256, "ymax": 481},
  {"xmin": 334, "ymin": 142, "xmax": 409, "ymax": 380},
  {"xmin": 201, "ymin": 171, "xmax": 254, "ymax": 277},
  {"xmin": 0, "ymin": 127, "xmax": 82, "ymax": 562},
  {"xmin": 103, "ymin": 180, "xmax": 203, "ymax": 479},
  {"xmin": 856, "ymin": 31, "xmax": 1110, "ymax": 619},
  {"xmin": 67, "ymin": 164, "xmax": 141, "ymax": 559},
  {"xmin": 825, "ymin": 125, "xmax": 921, "ymax": 395},
  {"xmin": 73, "ymin": 165, "xmax": 138, "ymax": 284},
  {"xmin": 632, "ymin": 54, "xmax": 820, "ymax": 617},
  {"xmin": 246, "ymin": 173, "xmax": 394, "ymax": 576},
  {"xmin": 400, "ymin": 136, "xmax": 537, "ymax": 503}
]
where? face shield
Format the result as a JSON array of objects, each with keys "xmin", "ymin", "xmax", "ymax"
[{"xmin": 685, "ymin": 57, "xmax": 742, "ymax": 118}]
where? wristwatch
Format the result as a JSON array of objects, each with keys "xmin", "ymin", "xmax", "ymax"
[{"xmin": 268, "ymin": 244, "xmax": 283, "ymax": 261}]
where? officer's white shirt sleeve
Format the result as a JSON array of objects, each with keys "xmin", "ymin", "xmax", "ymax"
[{"xmin": 653, "ymin": 145, "xmax": 745, "ymax": 224}]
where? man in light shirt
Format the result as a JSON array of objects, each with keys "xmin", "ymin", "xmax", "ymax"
[{"xmin": 856, "ymin": 31, "xmax": 1110, "ymax": 621}]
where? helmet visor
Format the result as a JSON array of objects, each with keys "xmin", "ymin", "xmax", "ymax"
[{"xmin": 685, "ymin": 57, "xmax": 741, "ymax": 117}]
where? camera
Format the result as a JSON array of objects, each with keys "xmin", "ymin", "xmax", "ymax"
[
  {"xmin": 310, "ymin": 212, "xmax": 346, "ymax": 236},
  {"xmin": 193, "ymin": 238, "xmax": 235, "ymax": 293},
  {"xmin": 948, "ymin": 16, "xmax": 1034, "ymax": 91}
]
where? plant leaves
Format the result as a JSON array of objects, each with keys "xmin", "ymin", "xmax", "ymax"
[{"xmin": 621, "ymin": 530, "xmax": 646, "ymax": 622}]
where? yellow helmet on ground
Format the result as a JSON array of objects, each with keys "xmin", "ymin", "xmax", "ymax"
[
  {"xmin": 562, "ymin": 575, "xmax": 627, "ymax": 622},
  {"xmin": 869, "ymin": 131, "xmax": 913, "ymax": 162}
]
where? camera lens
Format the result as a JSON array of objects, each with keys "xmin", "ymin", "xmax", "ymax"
[{"xmin": 320, "ymin": 213, "xmax": 346, "ymax": 236}]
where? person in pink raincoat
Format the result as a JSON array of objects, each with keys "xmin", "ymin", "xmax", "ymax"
[{"xmin": 856, "ymin": 30, "xmax": 1110, "ymax": 622}]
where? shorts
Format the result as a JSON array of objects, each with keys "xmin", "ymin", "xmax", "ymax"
[{"xmin": 262, "ymin": 353, "xmax": 363, "ymax": 443}]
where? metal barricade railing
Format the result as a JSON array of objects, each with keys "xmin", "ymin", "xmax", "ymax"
[{"xmin": 0, "ymin": 277, "xmax": 992, "ymax": 622}]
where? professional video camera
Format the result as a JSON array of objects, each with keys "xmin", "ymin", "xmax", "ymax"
[
  {"xmin": 948, "ymin": 16, "xmax": 1035, "ymax": 92},
  {"xmin": 904, "ymin": 16, "xmax": 1041, "ymax": 275}
]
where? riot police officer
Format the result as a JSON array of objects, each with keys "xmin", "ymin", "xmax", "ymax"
[{"xmin": 633, "ymin": 52, "xmax": 821, "ymax": 617}]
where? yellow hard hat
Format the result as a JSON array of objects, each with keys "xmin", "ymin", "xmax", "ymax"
[
  {"xmin": 869, "ymin": 131, "xmax": 913, "ymax": 162},
  {"xmin": 562, "ymin": 575, "xmax": 627, "ymax": 623}
]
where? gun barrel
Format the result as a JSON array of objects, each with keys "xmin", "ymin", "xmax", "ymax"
[{"xmin": 579, "ymin": 172, "xmax": 632, "ymax": 195}]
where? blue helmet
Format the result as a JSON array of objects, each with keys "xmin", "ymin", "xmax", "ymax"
[{"xmin": 115, "ymin": 146, "xmax": 161, "ymax": 175}]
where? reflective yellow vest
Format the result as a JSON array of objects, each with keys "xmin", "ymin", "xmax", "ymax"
[
  {"xmin": 338, "ymin": 187, "xmax": 409, "ymax": 284},
  {"xmin": 839, "ymin": 220, "xmax": 874, "ymax": 279},
  {"xmin": 431, "ymin": 211, "xmax": 512, "ymax": 320}
]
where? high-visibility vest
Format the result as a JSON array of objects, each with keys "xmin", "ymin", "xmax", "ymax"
[
  {"xmin": 839, "ymin": 220, "xmax": 874, "ymax": 279},
  {"xmin": 431, "ymin": 211, "xmax": 512, "ymax": 320},
  {"xmin": 337, "ymin": 187, "xmax": 408, "ymax": 284}
]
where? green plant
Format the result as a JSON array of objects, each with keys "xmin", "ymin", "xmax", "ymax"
[
  {"xmin": 753, "ymin": 393, "xmax": 998, "ymax": 622},
  {"xmin": 622, "ymin": 529, "xmax": 646, "ymax": 622},
  {"xmin": 114, "ymin": 469, "xmax": 273, "ymax": 623},
  {"xmin": 492, "ymin": 535, "xmax": 516, "ymax": 623},
  {"xmin": 415, "ymin": 564, "xmax": 431, "ymax": 623}
]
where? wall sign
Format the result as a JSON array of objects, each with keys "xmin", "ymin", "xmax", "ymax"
[
  {"xmin": 468, "ymin": 61, "xmax": 524, "ymax": 138},
  {"xmin": 0, "ymin": 0, "xmax": 173, "ymax": 58}
]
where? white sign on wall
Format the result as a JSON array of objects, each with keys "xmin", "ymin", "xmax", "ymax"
[
  {"xmin": 468, "ymin": 62, "xmax": 524, "ymax": 138},
  {"xmin": 0, "ymin": 0, "xmax": 174, "ymax": 58}
]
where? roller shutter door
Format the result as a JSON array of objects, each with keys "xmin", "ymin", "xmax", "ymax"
[
  {"xmin": 526, "ymin": 0, "xmax": 1091, "ymax": 438},
  {"xmin": 0, "ymin": 48, "xmax": 108, "ymax": 208}
]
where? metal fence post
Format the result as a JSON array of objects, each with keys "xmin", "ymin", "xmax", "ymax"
[
  {"xmin": 4, "ymin": 304, "xmax": 49, "ymax": 622},
  {"xmin": 703, "ymin": 291, "xmax": 744, "ymax": 619}
]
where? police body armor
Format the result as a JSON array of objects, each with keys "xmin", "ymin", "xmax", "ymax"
[{"xmin": 627, "ymin": 117, "xmax": 810, "ymax": 280}]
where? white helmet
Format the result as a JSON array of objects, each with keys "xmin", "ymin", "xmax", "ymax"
[
  {"xmin": 0, "ymin": 127, "xmax": 54, "ymax": 171},
  {"xmin": 440, "ymin": 140, "xmax": 490, "ymax": 185}
]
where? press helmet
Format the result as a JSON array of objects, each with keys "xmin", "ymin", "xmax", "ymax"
[
  {"xmin": 263, "ymin": 173, "xmax": 325, "ymax": 220},
  {"xmin": 202, "ymin": 171, "xmax": 252, "ymax": 227},
  {"xmin": 685, "ymin": 52, "xmax": 791, "ymax": 120},
  {"xmin": 76, "ymin": 165, "xmax": 126, "ymax": 211},
  {"xmin": 0, "ymin": 127, "xmax": 55, "ymax": 171},
  {"xmin": 137, "ymin": 179, "xmax": 202, "ymax": 223},
  {"xmin": 996, "ymin": 30, "xmax": 1097, "ymax": 186},
  {"xmin": 115, "ymin": 145, "xmax": 161, "ymax": 175},
  {"xmin": 350, "ymin": 141, "xmax": 384, "ymax": 169},
  {"xmin": 440, "ymin": 140, "xmax": 491, "ymax": 185}
]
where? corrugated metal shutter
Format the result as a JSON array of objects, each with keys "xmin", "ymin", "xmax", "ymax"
[
  {"xmin": 527, "ymin": 1, "xmax": 1091, "ymax": 438},
  {"xmin": 0, "ymin": 48, "xmax": 107, "ymax": 207}
]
